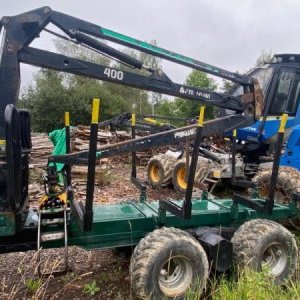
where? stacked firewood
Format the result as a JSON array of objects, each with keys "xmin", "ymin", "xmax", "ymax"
[
  {"xmin": 72, "ymin": 126, "xmax": 131, "ymax": 151},
  {"xmin": 30, "ymin": 133, "xmax": 55, "ymax": 168},
  {"xmin": 30, "ymin": 127, "xmax": 132, "ymax": 167},
  {"xmin": 29, "ymin": 126, "xmax": 167, "ymax": 203}
]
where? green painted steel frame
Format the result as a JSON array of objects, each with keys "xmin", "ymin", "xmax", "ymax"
[{"xmin": 41, "ymin": 197, "xmax": 298, "ymax": 250}]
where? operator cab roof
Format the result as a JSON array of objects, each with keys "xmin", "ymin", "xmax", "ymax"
[{"xmin": 272, "ymin": 54, "xmax": 300, "ymax": 67}]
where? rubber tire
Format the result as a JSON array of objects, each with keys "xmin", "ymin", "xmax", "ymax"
[
  {"xmin": 172, "ymin": 158, "xmax": 213, "ymax": 195},
  {"xmin": 172, "ymin": 160, "xmax": 188, "ymax": 194},
  {"xmin": 130, "ymin": 227, "xmax": 209, "ymax": 299},
  {"xmin": 147, "ymin": 154, "xmax": 177, "ymax": 188},
  {"xmin": 231, "ymin": 219, "xmax": 298, "ymax": 284},
  {"xmin": 250, "ymin": 166, "xmax": 300, "ymax": 225}
]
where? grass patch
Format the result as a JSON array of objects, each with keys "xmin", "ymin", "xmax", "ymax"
[
  {"xmin": 187, "ymin": 268, "xmax": 300, "ymax": 300},
  {"xmin": 25, "ymin": 278, "xmax": 42, "ymax": 293},
  {"xmin": 83, "ymin": 280, "xmax": 100, "ymax": 296}
]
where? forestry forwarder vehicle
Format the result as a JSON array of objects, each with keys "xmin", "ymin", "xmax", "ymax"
[
  {"xmin": 147, "ymin": 55, "xmax": 300, "ymax": 201},
  {"xmin": 0, "ymin": 7, "xmax": 299, "ymax": 299}
]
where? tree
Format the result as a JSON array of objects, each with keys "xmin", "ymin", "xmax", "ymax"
[
  {"xmin": 139, "ymin": 40, "xmax": 163, "ymax": 114},
  {"xmin": 20, "ymin": 70, "xmax": 72, "ymax": 132},
  {"xmin": 174, "ymin": 70, "xmax": 217, "ymax": 120},
  {"xmin": 255, "ymin": 49, "xmax": 273, "ymax": 66},
  {"xmin": 221, "ymin": 79, "xmax": 234, "ymax": 94}
]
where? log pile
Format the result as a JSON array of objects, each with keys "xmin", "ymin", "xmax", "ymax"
[
  {"xmin": 72, "ymin": 125, "xmax": 131, "ymax": 151},
  {"xmin": 30, "ymin": 133, "xmax": 55, "ymax": 168},
  {"xmin": 30, "ymin": 126, "xmax": 169, "ymax": 168},
  {"xmin": 28, "ymin": 126, "xmax": 169, "ymax": 202}
]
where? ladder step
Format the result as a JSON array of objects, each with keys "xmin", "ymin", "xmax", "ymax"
[
  {"xmin": 40, "ymin": 207, "xmax": 70, "ymax": 214},
  {"xmin": 40, "ymin": 208, "xmax": 70, "ymax": 220},
  {"xmin": 41, "ymin": 232, "xmax": 64, "ymax": 242},
  {"xmin": 41, "ymin": 219, "xmax": 64, "ymax": 226},
  {"xmin": 37, "ymin": 206, "xmax": 69, "ymax": 277},
  {"xmin": 40, "ymin": 208, "xmax": 64, "ymax": 214}
]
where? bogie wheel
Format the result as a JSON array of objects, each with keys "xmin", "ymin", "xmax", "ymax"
[
  {"xmin": 172, "ymin": 160, "xmax": 187, "ymax": 194},
  {"xmin": 172, "ymin": 159, "xmax": 213, "ymax": 195},
  {"xmin": 250, "ymin": 166, "xmax": 300, "ymax": 225},
  {"xmin": 231, "ymin": 219, "xmax": 298, "ymax": 284},
  {"xmin": 147, "ymin": 154, "xmax": 177, "ymax": 188},
  {"xmin": 130, "ymin": 227, "xmax": 209, "ymax": 299}
]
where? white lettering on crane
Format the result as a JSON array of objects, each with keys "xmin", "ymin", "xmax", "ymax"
[
  {"xmin": 174, "ymin": 128, "xmax": 196, "ymax": 139},
  {"xmin": 179, "ymin": 86, "xmax": 211, "ymax": 99}
]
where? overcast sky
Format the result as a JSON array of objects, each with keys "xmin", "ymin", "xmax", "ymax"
[{"xmin": 1, "ymin": 0, "xmax": 300, "ymax": 93}]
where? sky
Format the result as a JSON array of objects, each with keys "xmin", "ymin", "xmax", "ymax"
[{"xmin": 1, "ymin": 0, "xmax": 300, "ymax": 93}]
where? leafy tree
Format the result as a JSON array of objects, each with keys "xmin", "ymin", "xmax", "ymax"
[
  {"xmin": 155, "ymin": 99, "xmax": 179, "ymax": 117},
  {"xmin": 221, "ymin": 79, "xmax": 234, "ymax": 93},
  {"xmin": 154, "ymin": 99, "xmax": 186, "ymax": 126},
  {"xmin": 20, "ymin": 70, "xmax": 71, "ymax": 132}
]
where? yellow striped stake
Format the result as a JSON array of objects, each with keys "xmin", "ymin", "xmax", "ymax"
[
  {"xmin": 198, "ymin": 106, "xmax": 206, "ymax": 127},
  {"xmin": 278, "ymin": 113, "xmax": 288, "ymax": 133},
  {"xmin": 233, "ymin": 129, "xmax": 237, "ymax": 137},
  {"xmin": 91, "ymin": 98, "xmax": 100, "ymax": 124},
  {"xmin": 131, "ymin": 113, "xmax": 136, "ymax": 126},
  {"xmin": 64, "ymin": 112, "xmax": 70, "ymax": 127}
]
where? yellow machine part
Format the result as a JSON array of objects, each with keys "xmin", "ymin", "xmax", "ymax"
[
  {"xmin": 149, "ymin": 164, "xmax": 161, "ymax": 183},
  {"xmin": 38, "ymin": 195, "xmax": 49, "ymax": 208},
  {"xmin": 58, "ymin": 192, "xmax": 68, "ymax": 205},
  {"xmin": 38, "ymin": 192, "xmax": 68, "ymax": 208},
  {"xmin": 176, "ymin": 165, "xmax": 187, "ymax": 190}
]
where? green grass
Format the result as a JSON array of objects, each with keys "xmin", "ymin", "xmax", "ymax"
[
  {"xmin": 25, "ymin": 278, "xmax": 42, "ymax": 293},
  {"xmin": 187, "ymin": 268, "xmax": 300, "ymax": 300},
  {"xmin": 83, "ymin": 280, "xmax": 100, "ymax": 296}
]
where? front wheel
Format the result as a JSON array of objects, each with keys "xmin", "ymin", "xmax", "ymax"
[{"xmin": 130, "ymin": 227, "xmax": 209, "ymax": 299}]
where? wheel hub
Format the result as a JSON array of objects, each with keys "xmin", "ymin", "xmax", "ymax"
[
  {"xmin": 158, "ymin": 256, "xmax": 193, "ymax": 297},
  {"xmin": 150, "ymin": 164, "xmax": 160, "ymax": 183},
  {"xmin": 262, "ymin": 242, "xmax": 288, "ymax": 277},
  {"xmin": 177, "ymin": 166, "xmax": 187, "ymax": 189}
]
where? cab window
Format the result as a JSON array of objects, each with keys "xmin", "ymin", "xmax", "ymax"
[{"xmin": 270, "ymin": 70, "xmax": 300, "ymax": 115}]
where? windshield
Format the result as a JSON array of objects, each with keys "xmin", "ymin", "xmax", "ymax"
[
  {"xmin": 223, "ymin": 67, "xmax": 273, "ymax": 116},
  {"xmin": 231, "ymin": 67, "xmax": 273, "ymax": 98}
]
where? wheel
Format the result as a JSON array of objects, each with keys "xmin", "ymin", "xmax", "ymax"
[
  {"xmin": 172, "ymin": 160, "xmax": 188, "ymax": 194},
  {"xmin": 130, "ymin": 227, "xmax": 209, "ymax": 299},
  {"xmin": 250, "ymin": 166, "xmax": 300, "ymax": 225},
  {"xmin": 147, "ymin": 154, "xmax": 177, "ymax": 188},
  {"xmin": 231, "ymin": 219, "xmax": 298, "ymax": 284},
  {"xmin": 172, "ymin": 158, "xmax": 213, "ymax": 194}
]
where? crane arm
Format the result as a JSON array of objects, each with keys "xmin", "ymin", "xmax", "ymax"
[{"xmin": 0, "ymin": 6, "xmax": 257, "ymax": 138}]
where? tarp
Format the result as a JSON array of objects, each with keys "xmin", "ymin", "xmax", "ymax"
[{"xmin": 48, "ymin": 128, "xmax": 67, "ymax": 171}]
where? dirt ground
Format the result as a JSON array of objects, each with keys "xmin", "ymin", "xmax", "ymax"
[{"xmin": 0, "ymin": 162, "xmax": 182, "ymax": 299}]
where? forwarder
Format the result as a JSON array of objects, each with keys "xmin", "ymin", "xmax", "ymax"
[{"xmin": 0, "ymin": 7, "xmax": 299, "ymax": 299}]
